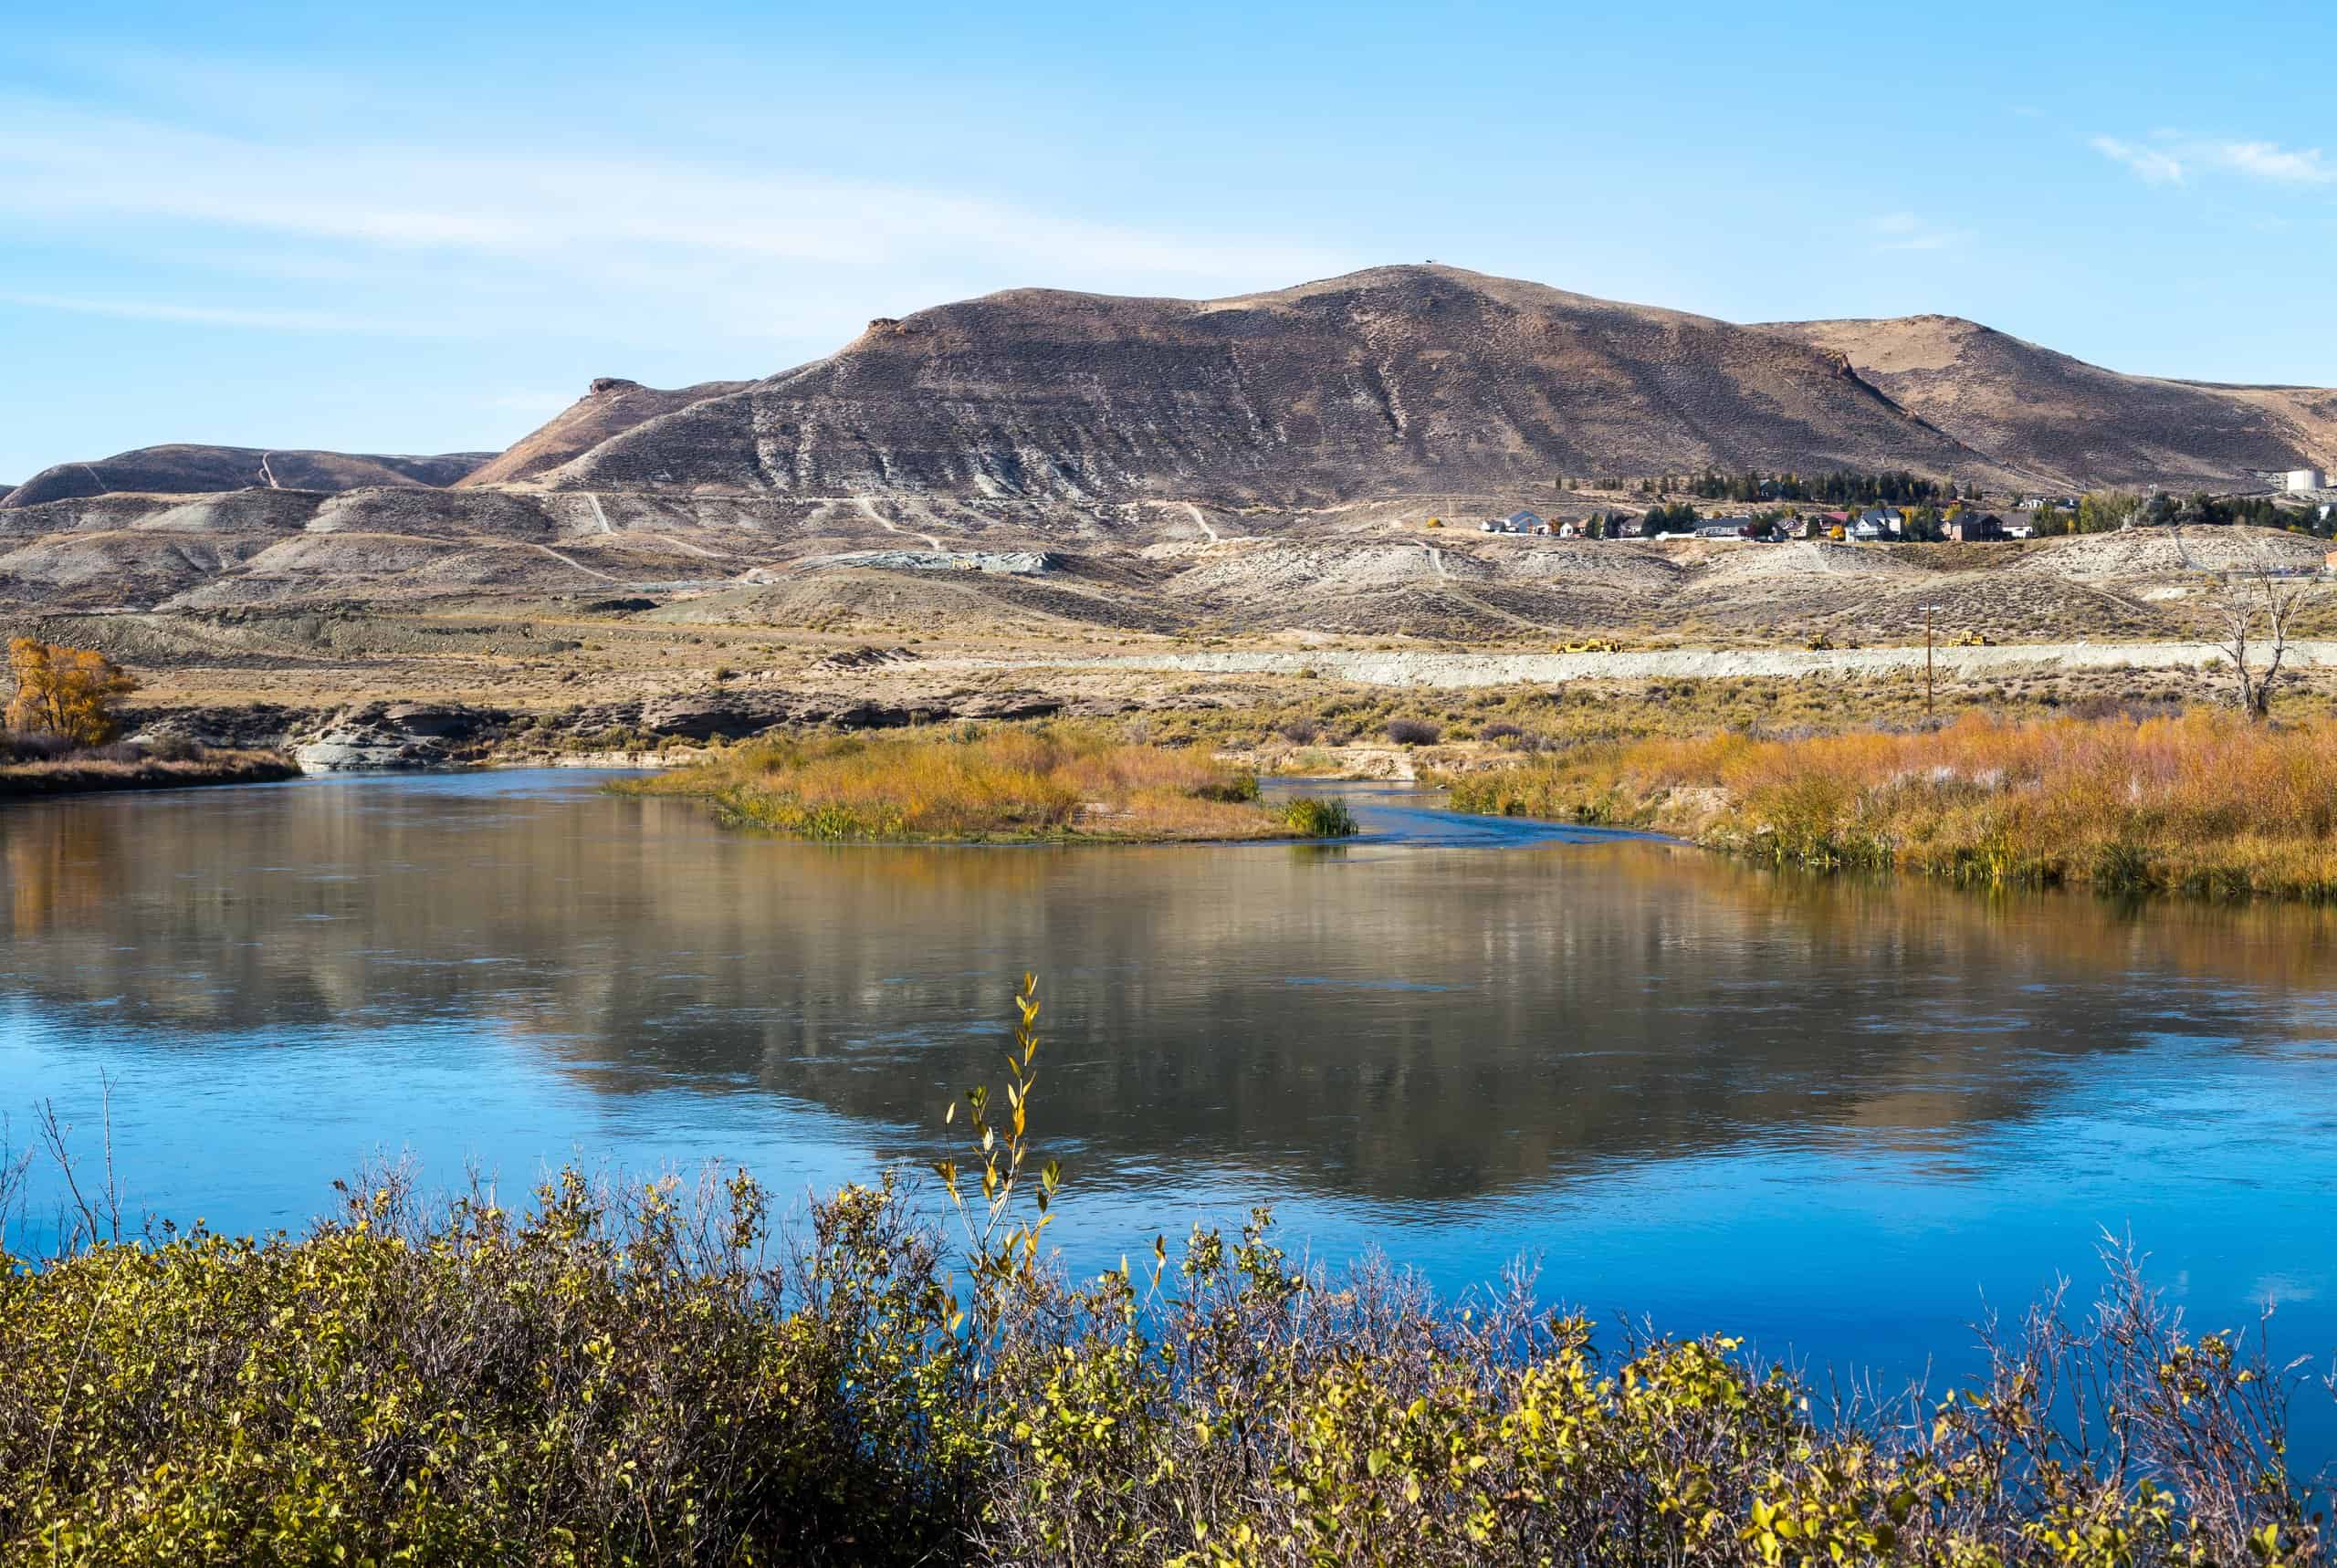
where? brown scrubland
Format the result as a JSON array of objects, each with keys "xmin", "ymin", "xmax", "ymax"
[
  {"xmin": 616, "ymin": 727, "xmax": 1354, "ymax": 841},
  {"xmin": 1448, "ymin": 709, "xmax": 2337, "ymax": 899}
]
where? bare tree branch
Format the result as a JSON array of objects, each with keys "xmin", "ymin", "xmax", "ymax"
[{"xmin": 2207, "ymin": 538, "xmax": 2322, "ymax": 719}]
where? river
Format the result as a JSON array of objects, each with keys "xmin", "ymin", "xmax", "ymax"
[{"xmin": 4, "ymin": 769, "xmax": 2334, "ymax": 1451}]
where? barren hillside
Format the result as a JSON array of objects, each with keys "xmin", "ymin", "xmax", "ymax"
[
  {"xmin": 457, "ymin": 377, "xmax": 754, "ymax": 487},
  {"xmin": 530, "ymin": 266, "xmax": 2022, "ymax": 504},
  {"xmin": 9, "ymin": 267, "xmax": 2332, "ymax": 651},
  {"xmin": 1, "ymin": 444, "xmax": 494, "ymax": 510},
  {"xmin": 1766, "ymin": 315, "xmax": 2335, "ymax": 488}
]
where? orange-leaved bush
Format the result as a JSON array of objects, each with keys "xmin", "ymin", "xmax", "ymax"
[{"xmin": 5, "ymin": 639, "xmax": 138, "ymax": 747}]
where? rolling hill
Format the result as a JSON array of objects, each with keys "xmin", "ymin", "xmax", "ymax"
[
  {"xmin": 5, "ymin": 267, "xmax": 2331, "ymax": 627},
  {"xmin": 1, "ymin": 444, "xmax": 494, "ymax": 510},
  {"xmin": 1766, "ymin": 313, "xmax": 2337, "ymax": 491}
]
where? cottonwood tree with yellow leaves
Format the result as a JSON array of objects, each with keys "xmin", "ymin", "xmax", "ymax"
[{"xmin": 5, "ymin": 638, "xmax": 139, "ymax": 746}]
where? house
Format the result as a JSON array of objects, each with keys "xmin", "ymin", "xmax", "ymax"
[
  {"xmin": 1849, "ymin": 508, "xmax": 1899, "ymax": 541},
  {"xmin": 1944, "ymin": 512, "xmax": 2007, "ymax": 542},
  {"xmin": 1695, "ymin": 516, "xmax": 1755, "ymax": 539},
  {"xmin": 1504, "ymin": 509, "xmax": 1546, "ymax": 534}
]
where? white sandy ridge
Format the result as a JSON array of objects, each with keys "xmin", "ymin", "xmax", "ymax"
[{"xmin": 986, "ymin": 641, "xmax": 2333, "ymax": 689}]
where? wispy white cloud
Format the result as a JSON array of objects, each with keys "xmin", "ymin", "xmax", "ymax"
[
  {"xmin": 2206, "ymin": 140, "xmax": 2331, "ymax": 184},
  {"xmin": 2091, "ymin": 135, "xmax": 2185, "ymax": 184},
  {"xmin": 0, "ymin": 98, "xmax": 1344, "ymax": 290},
  {"xmin": 1866, "ymin": 212, "xmax": 1966, "ymax": 253},
  {"xmin": 2091, "ymin": 132, "xmax": 2332, "ymax": 187},
  {"xmin": 0, "ymin": 94, "xmax": 1357, "ymax": 364},
  {"xmin": 0, "ymin": 290, "xmax": 424, "ymax": 334}
]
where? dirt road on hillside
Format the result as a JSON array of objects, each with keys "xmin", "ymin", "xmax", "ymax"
[{"xmin": 995, "ymin": 641, "xmax": 2333, "ymax": 689}]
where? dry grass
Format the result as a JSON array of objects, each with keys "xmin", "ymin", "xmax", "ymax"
[
  {"xmin": 0, "ymin": 747, "xmax": 298, "ymax": 799},
  {"xmin": 1447, "ymin": 709, "xmax": 2337, "ymax": 899},
  {"xmin": 1122, "ymin": 664, "xmax": 2286, "ymax": 756},
  {"xmin": 617, "ymin": 726, "xmax": 1340, "ymax": 841}
]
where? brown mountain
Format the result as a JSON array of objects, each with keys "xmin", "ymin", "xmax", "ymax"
[
  {"xmin": 1766, "ymin": 314, "xmax": 2337, "ymax": 489},
  {"xmin": 1, "ymin": 444, "xmax": 493, "ymax": 510},
  {"xmin": 528, "ymin": 265, "xmax": 2025, "ymax": 503},
  {"xmin": 456, "ymin": 376, "xmax": 753, "ymax": 488}
]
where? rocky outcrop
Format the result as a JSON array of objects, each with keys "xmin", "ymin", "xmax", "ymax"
[
  {"xmin": 130, "ymin": 703, "xmax": 320, "ymax": 750},
  {"xmin": 456, "ymin": 377, "xmax": 753, "ymax": 487},
  {"xmin": 128, "ymin": 685, "xmax": 1076, "ymax": 769},
  {"xmin": 291, "ymin": 703, "xmax": 513, "ymax": 770},
  {"xmin": 565, "ymin": 685, "xmax": 1064, "ymax": 743}
]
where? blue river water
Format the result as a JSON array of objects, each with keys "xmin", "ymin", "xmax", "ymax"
[{"xmin": 3, "ymin": 768, "xmax": 2333, "ymax": 1458}]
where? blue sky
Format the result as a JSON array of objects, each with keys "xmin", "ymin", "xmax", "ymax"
[{"xmin": 2, "ymin": 0, "xmax": 2332, "ymax": 482}]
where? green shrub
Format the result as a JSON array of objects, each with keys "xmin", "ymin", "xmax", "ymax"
[{"xmin": 1280, "ymin": 795, "xmax": 1359, "ymax": 837}]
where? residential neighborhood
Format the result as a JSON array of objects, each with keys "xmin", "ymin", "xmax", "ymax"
[{"xmin": 1445, "ymin": 481, "xmax": 2329, "ymax": 547}]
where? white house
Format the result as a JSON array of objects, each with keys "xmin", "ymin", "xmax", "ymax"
[{"xmin": 1850, "ymin": 508, "xmax": 1899, "ymax": 541}]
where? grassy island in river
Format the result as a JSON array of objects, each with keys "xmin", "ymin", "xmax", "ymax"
[
  {"xmin": 0, "ymin": 746, "xmax": 299, "ymax": 799},
  {"xmin": 615, "ymin": 726, "xmax": 1357, "ymax": 841},
  {"xmin": 1446, "ymin": 709, "xmax": 2337, "ymax": 900}
]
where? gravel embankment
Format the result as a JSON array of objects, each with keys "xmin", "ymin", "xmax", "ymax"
[{"xmin": 1007, "ymin": 642, "xmax": 2337, "ymax": 688}]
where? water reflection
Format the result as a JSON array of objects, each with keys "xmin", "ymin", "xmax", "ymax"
[{"xmin": 5, "ymin": 771, "xmax": 2336, "ymax": 1207}]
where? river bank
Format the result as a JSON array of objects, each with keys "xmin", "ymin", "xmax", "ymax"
[
  {"xmin": 0, "ymin": 747, "xmax": 299, "ymax": 799},
  {"xmin": 1444, "ymin": 709, "xmax": 2337, "ymax": 900}
]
